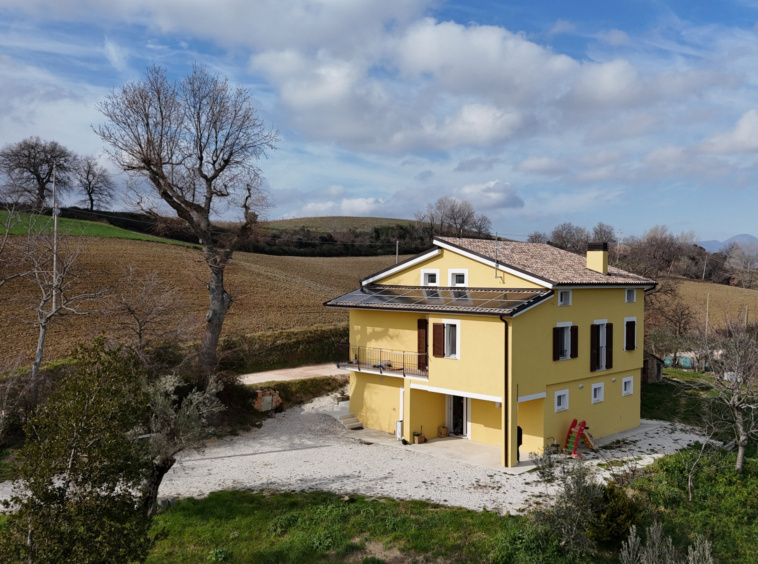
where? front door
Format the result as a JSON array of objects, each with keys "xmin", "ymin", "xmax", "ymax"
[{"xmin": 451, "ymin": 395, "xmax": 466, "ymax": 436}]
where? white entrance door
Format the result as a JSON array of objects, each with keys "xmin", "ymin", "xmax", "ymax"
[{"xmin": 396, "ymin": 388, "xmax": 404, "ymax": 440}]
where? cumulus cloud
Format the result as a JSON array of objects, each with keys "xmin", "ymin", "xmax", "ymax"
[
  {"xmin": 699, "ymin": 110, "xmax": 758, "ymax": 153},
  {"xmin": 415, "ymin": 170, "xmax": 434, "ymax": 181},
  {"xmin": 454, "ymin": 156, "xmax": 503, "ymax": 172},
  {"xmin": 596, "ymin": 29, "xmax": 630, "ymax": 46},
  {"xmin": 548, "ymin": 20, "xmax": 576, "ymax": 36},
  {"xmin": 459, "ymin": 180, "xmax": 524, "ymax": 209}
]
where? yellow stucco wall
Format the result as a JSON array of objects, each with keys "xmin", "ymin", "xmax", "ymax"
[
  {"xmin": 544, "ymin": 371, "xmax": 641, "ymax": 447},
  {"xmin": 470, "ymin": 399, "xmax": 502, "ymax": 446},
  {"xmin": 350, "ymin": 309, "xmax": 420, "ymax": 352},
  {"xmin": 408, "ymin": 389, "xmax": 446, "ymax": 439},
  {"xmin": 378, "ymin": 248, "xmax": 542, "ymax": 288},
  {"xmin": 517, "ymin": 398, "xmax": 544, "ymax": 455},
  {"xmin": 349, "ymin": 371, "xmax": 403, "ymax": 433}
]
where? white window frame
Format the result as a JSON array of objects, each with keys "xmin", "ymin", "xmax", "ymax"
[
  {"xmin": 624, "ymin": 317, "xmax": 637, "ymax": 351},
  {"xmin": 591, "ymin": 382, "xmax": 604, "ymax": 404},
  {"xmin": 420, "ymin": 269, "xmax": 440, "ymax": 286},
  {"xmin": 558, "ymin": 289, "xmax": 572, "ymax": 306},
  {"xmin": 448, "ymin": 269, "xmax": 468, "ymax": 287},
  {"xmin": 622, "ymin": 376, "xmax": 634, "ymax": 396},
  {"xmin": 556, "ymin": 321, "xmax": 572, "ymax": 361},
  {"xmin": 625, "ymin": 288, "xmax": 636, "ymax": 303},
  {"xmin": 442, "ymin": 318, "xmax": 461, "ymax": 360},
  {"xmin": 554, "ymin": 389, "xmax": 569, "ymax": 412},
  {"xmin": 594, "ymin": 319, "xmax": 608, "ymax": 371}
]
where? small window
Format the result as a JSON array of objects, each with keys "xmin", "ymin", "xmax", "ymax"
[
  {"xmin": 622, "ymin": 376, "xmax": 634, "ymax": 396},
  {"xmin": 448, "ymin": 269, "xmax": 468, "ymax": 287},
  {"xmin": 558, "ymin": 290, "xmax": 572, "ymax": 306},
  {"xmin": 441, "ymin": 319, "xmax": 461, "ymax": 359},
  {"xmin": 591, "ymin": 383, "xmax": 604, "ymax": 404},
  {"xmin": 626, "ymin": 289, "xmax": 636, "ymax": 303},
  {"xmin": 558, "ymin": 326, "xmax": 570, "ymax": 360},
  {"xmin": 555, "ymin": 389, "xmax": 569, "ymax": 412},
  {"xmin": 421, "ymin": 270, "xmax": 439, "ymax": 286}
]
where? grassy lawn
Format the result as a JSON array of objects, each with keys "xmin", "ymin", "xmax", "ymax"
[
  {"xmin": 148, "ymin": 490, "xmax": 568, "ymax": 564},
  {"xmin": 0, "ymin": 210, "xmax": 194, "ymax": 247},
  {"xmin": 640, "ymin": 369, "xmax": 717, "ymax": 426}
]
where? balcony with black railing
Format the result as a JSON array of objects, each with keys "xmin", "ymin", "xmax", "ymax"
[{"xmin": 336, "ymin": 344, "xmax": 428, "ymax": 378}]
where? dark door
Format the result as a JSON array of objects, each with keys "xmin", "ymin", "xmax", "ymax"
[
  {"xmin": 452, "ymin": 396, "xmax": 465, "ymax": 436},
  {"xmin": 417, "ymin": 319, "xmax": 428, "ymax": 371}
]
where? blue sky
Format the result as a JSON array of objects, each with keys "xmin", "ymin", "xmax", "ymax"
[{"xmin": 1, "ymin": 0, "xmax": 758, "ymax": 241}]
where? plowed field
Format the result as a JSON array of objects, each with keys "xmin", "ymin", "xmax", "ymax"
[{"xmin": 0, "ymin": 237, "xmax": 406, "ymax": 363}]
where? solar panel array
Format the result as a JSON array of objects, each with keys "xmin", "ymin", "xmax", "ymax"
[{"xmin": 327, "ymin": 285, "xmax": 551, "ymax": 314}]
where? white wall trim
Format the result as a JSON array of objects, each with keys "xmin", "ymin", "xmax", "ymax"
[
  {"xmin": 410, "ymin": 383, "xmax": 502, "ymax": 403},
  {"xmin": 554, "ymin": 389, "xmax": 569, "ymax": 412},
  {"xmin": 433, "ymin": 239, "xmax": 553, "ymax": 288},
  {"xmin": 594, "ymin": 319, "xmax": 608, "ymax": 325},
  {"xmin": 558, "ymin": 289, "xmax": 572, "ymax": 306},
  {"xmin": 625, "ymin": 288, "xmax": 637, "ymax": 303},
  {"xmin": 348, "ymin": 367, "xmax": 428, "ymax": 382},
  {"xmin": 591, "ymin": 382, "xmax": 604, "ymax": 404},
  {"xmin": 518, "ymin": 392, "xmax": 547, "ymax": 403},
  {"xmin": 448, "ymin": 268, "xmax": 469, "ymax": 287},
  {"xmin": 361, "ymin": 248, "xmax": 441, "ymax": 285},
  {"xmin": 622, "ymin": 376, "xmax": 634, "ymax": 396},
  {"xmin": 420, "ymin": 268, "xmax": 440, "ymax": 286},
  {"xmin": 555, "ymin": 284, "xmax": 655, "ymax": 290},
  {"xmin": 441, "ymin": 318, "xmax": 461, "ymax": 359},
  {"xmin": 556, "ymin": 321, "xmax": 573, "ymax": 327},
  {"xmin": 510, "ymin": 292, "xmax": 554, "ymax": 317},
  {"xmin": 466, "ymin": 397, "xmax": 471, "ymax": 440},
  {"xmin": 624, "ymin": 316, "xmax": 638, "ymax": 351}
]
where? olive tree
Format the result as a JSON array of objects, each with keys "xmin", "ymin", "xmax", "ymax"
[{"xmin": 95, "ymin": 65, "xmax": 278, "ymax": 378}]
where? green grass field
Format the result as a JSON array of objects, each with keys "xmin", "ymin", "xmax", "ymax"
[{"xmin": 0, "ymin": 210, "xmax": 193, "ymax": 247}]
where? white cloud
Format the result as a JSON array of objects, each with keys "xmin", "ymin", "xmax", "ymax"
[
  {"xmin": 514, "ymin": 156, "xmax": 567, "ymax": 175},
  {"xmin": 699, "ymin": 109, "xmax": 758, "ymax": 153},
  {"xmin": 548, "ymin": 20, "xmax": 576, "ymax": 36},
  {"xmin": 102, "ymin": 37, "xmax": 127, "ymax": 71},
  {"xmin": 459, "ymin": 180, "xmax": 524, "ymax": 209},
  {"xmin": 454, "ymin": 156, "xmax": 503, "ymax": 172},
  {"xmin": 596, "ymin": 29, "xmax": 631, "ymax": 46}
]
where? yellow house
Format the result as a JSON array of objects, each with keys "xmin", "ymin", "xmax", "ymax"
[{"xmin": 325, "ymin": 237, "xmax": 656, "ymax": 467}]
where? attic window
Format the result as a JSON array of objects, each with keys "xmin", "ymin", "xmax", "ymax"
[
  {"xmin": 558, "ymin": 290, "xmax": 572, "ymax": 306},
  {"xmin": 421, "ymin": 269, "xmax": 439, "ymax": 286},
  {"xmin": 449, "ymin": 269, "xmax": 468, "ymax": 287},
  {"xmin": 626, "ymin": 289, "xmax": 636, "ymax": 303}
]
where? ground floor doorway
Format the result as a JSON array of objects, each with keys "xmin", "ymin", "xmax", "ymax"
[{"xmin": 447, "ymin": 395, "xmax": 469, "ymax": 438}]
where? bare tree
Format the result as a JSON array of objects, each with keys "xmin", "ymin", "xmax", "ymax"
[
  {"xmin": 75, "ymin": 156, "xmax": 116, "ymax": 211},
  {"xmin": 21, "ymin": 226, "xmax": 107, "ymax": 404},
  {"xmin": 702, "ymin": 321, "xmax": 758, "ymax": 473},
  {"xmin": 591, "ymin": 221, "xmax": 616, "ymax": 244},
  {"xmin": 444, "ymin": 199, "xmax": 476, "ymax": 236},
  {"xmin": 471, "ymin": 213, "xmax": 492, "ymax": 237},
  {"xmin": 527, "ymin": 231, "xmax": 549, "ymax": 244},
  {"xmin": 0, "ymin": 206, "xmax": 29, "ymax": 290},
  {"xmin": 111, "ymin": 264, "xmax": 187, "ymax": 355},
  {"xmin": 95, "ymin": 65, "xmax": 278, "ymax": 378},
  {"xmin": 550, "ymin": 222, "xmax": 590, "ymax": 254},
  {"xmin": 0, "ymin": 137, "xmax": 77, "ymax": 208},
  {"xmin": 726, "ymin": 243, "xmax": 758, "ymax": 289}
]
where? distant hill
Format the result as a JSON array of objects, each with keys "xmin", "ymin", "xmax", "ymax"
[
  {"xmin": 699, "ymin": 234, "xmax": 758, "ymax": 253},
  {"xmin": 261, "ymin": 216, "xmax": 414, "ymax": 233}
]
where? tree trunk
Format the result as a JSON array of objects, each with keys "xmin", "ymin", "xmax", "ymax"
[
  {"xmin": 88, "ymin": 195, "xmax": 94, "ymax": 211},
  {"xmin": 144, "ymin": 456, "xmax": 176, "ymax": 518},
  {"xmin": 198, "ymin": 260, "xmax": 232, "ymax": 379},
  {"xmin": 734, "ymin": 408, "xmax": 747, "ymax": 474},
  {"xmin": 29, "ymin": 322, "xmax": 48, "ymax": 409}
]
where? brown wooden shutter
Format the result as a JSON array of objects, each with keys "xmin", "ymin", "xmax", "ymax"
[
  {"xmin": 433, "ymin": 323, "xmax": 445, "ymax": 358},
  {"xmin": 606, "ymin": 323, "xmax": 614, "ymax": 369},
  {"xmin": 625, "ymin": 321, "xmax": 636, "ymax": 351},
  {"xmin": 570, "ymin": 325, "xmax": 578, "ymax": 359},
  {"xmin": 417, "ymin": 319, "xmax": 428, "ymax": 369},
  {"xmin": 590, "ymin": 324, "xmax": 599, "ymax": 372},
  {"xmin": 553, "ymin": 327, "xmax": 560, "ymax": 361}
]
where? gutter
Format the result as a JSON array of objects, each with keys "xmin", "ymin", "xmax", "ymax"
[{"xmin": 500, "ymin": 315, "xmax": 509, "ymax": 467}]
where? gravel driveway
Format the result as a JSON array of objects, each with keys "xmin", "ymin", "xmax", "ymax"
[{"xmin": 156, "ymin": 395, "xmax": 706, "ymax": 514}]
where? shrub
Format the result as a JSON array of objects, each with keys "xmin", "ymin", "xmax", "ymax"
[
  {"xmin": 490, "ymin": 527, "xmax": 564, "ymax": 564},
  {"xmin": 589, "ymin": 482, "xmax": 642, "ymax": 544},
  {"xmin": 619, "ymin": 522, "xmax": 714, "ymax": 564}
]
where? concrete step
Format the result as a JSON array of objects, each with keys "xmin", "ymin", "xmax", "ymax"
[
  {"xmin": 343, "ymin": 421, "xmax": 363, "ymax": 429},
  {"xmin": 341, "ymin": 417, "xmax": 360, "ymax": 426},
  {"xmin": 337, "ymin": 413, "xmax": 355, "ymax": 421},
  {"xmin": 337, "ymin": 400, "xmax": 350, "ymax": 408}
]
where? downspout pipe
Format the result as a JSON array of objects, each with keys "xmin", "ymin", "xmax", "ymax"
[{"xmin": 500, "ymin": 315, "xmax": 509, "ymax": 466}]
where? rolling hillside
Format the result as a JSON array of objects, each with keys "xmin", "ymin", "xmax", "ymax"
[
  {"xmin": 678, "ymin": 279, "xmax": 758, "ymax": 328},
  {"xmin": 0, "ymin": 237, "xmax": 407, "ymax": 362},
  {"xmin": 261, "ymin": 216, "xmax": 414, "ymax": 233}
]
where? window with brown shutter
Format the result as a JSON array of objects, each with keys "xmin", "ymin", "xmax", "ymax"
[
  {"xmin": 553, "ymin": 327, "xmax": 560, "ymax": 361},
  {"xmin": 606, "ymin": 323, "xmax": 614, "ymax": 369},
  {"xmin": 590, "ymin": 324, "xmax": 599, "ymax": 372},
  {"xmin": 570, "ymin": 326, "xmax": 578, "ymax": 359},
  {"xmin": 432, "ymin": 323, "xmax": 445, "ymax": 358},
  {"xmin": 417, "ymin": 319, "xmax": 428, "ymax": 369},
  {"xmin": 625, "ymin": 320, "xmax": 636, "ymax": 351}
]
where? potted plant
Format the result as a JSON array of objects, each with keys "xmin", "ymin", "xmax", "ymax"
[{"xmin": 413, "ymin": 431, "xmax": 421, "ymax": 445}]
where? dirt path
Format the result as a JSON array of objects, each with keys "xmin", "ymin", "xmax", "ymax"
[{"xmin": 240, "ymin": 364, "xmax": 349, "ymax": 386}]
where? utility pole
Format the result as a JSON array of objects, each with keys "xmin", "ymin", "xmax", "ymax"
[
  {"xmin": 52, "ymin": 161, "xmax": 59, "ymax": 312},
  {"xmin": 494, "ymin": 232, "xmax": 499, "ymax": 278},
  {"xmin": 705, "ymin": 293, "xmax": 710, "ymax": 345},
  {"xmin": 616, "ymin": 229, "xmax": 621, "ymax": 264},
  {"xmin": 396, "ymin": 240, "xmax": 399, "ymax": 264}
]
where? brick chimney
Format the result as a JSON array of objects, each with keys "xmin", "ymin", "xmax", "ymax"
[{"xmin": 587, "ymin": 242, "xmax": 608, "ymax": 274}]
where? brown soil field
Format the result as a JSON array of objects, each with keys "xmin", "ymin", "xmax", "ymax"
[
  {"xmin": 0, "ymin": 237, "xmax": 408, "ymax": 363},
  {"xmin": 679, "ymin": 279, "xmax": 758, "ymax": 328}
]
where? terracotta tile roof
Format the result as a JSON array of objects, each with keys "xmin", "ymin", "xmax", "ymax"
[{"xmin": 436, "ymin": 237, "xmax": 656, "ymax": 287}]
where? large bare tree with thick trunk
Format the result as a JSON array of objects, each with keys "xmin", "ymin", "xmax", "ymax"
[
  {"xmin": 95, "ymin": 65, "xmax": 277, "ymax": 379},
  {"xmin": 0, "ymin": 137, "xmax": 77, "ymax": 208}
]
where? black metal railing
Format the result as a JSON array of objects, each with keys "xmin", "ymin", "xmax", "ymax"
[{"xmin": 335, "ymin": 344, "xmax": 428, "ymax": 378}]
